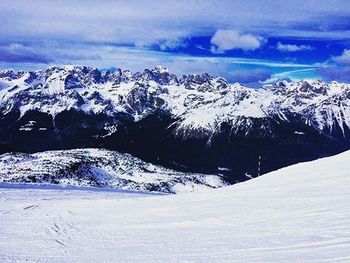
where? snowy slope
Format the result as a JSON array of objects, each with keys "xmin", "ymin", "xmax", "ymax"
[
  {"xmin": 1, "ymin": 150, "xmax": 350, "ymax": 262},
  {"xmin": 0, "ymin": 148, "xmax": 226, "ymax": 194}
]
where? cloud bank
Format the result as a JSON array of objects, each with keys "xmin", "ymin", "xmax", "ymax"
[{"xmin": 210, "ymin": 30, "xmax": 261, "ymax": 53}]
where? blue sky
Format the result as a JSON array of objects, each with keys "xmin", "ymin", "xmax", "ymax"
[{"xmin": 1, "ymin": 0, "xmax": 350, "ymax": 85}]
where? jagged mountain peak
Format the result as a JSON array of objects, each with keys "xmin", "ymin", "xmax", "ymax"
[
  {"xmin": 0, "ymin": 65, "xmax": 223, "ymax": 86},
  {"xmin": 1, "ymin": 65, "xmax": 350, "ymax": 139}
]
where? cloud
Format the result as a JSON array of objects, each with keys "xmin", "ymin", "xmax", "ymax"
[
  {"xmin": 316, "ymin": 49, "xmax": 350, "ymax": 82},
  {"xmin": 210, "ymin": 30, "xmax": 261, "ymax": 53},
  {"xmin": 158, "ymin": 39, "xmax": 188, "ymax": 51},
  {"xmin": 0, "ymin": 44, "xmax": 52, "ymax": 63},
  {"xmin": 332, "ymin": 49, "xmax": 350, "ymax": 65},
  {"xmin": 276, "ymin": 42, "xmax": 314, "ymax": 52},
  {"xmin": 135, "ymin": 38, "xmax": 188, "ymax": 51},
  {"xmin": 1, "ymin": 0, "xmax": 350, "ymax": 46},
  {"xmin": 184, "ymin": 56, "xmax": 316, "ymax": 68},
  {"xmin": 230, "ymin": 69, "xmax": 271, "ymax": 84},
  {"xmin": 317, "ymin": 67, "xmax": 350, "ymax": 82},
  {"xmin": 265, "ymin": 68, "xmax": 318, "ymax": 83},
  {"xmin": 0, "ymin": 43, "xmax": 101, "ymax": 64},
  {"xmin": 162, "ymin": 59, "xmax": 229, "ymax": 77}
]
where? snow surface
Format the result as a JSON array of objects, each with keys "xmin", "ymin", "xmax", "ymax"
[
  {"xmin": 1, "ymin": 150, "xmax": 350, "ymax": 262},
  {"xmin": 0, "ymin": 148, "xmax": 226, "ymax": 194}
]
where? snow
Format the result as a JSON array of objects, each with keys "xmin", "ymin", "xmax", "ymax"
[
  {"xmin": 1, "ymin": 150, "xmax": 350, "ymax": 262},
  {"xmin": 0, "ymin": 148, "xmax": 226, "ymax": 194},
  {"xmin": 154, "ymin": 65, "xmax": 169, "ymax": 73}
]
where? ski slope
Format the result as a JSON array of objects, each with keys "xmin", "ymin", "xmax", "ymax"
[{"xmin": 1, "ymin": 151, "xmax": 350, "ymax": 262}]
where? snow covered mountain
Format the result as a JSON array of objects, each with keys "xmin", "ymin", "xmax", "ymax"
[
  {"xmin": 0, "ymin": 148, "xmax": 226, "ymax": 193},
  {"xmin": 1, "ymin": 65, "xmax": 350, "ymax": 182},
  {"xmin": 1, "ymin": 149, "xmax": 350, "ymax": 262},
  {"xmin": 1, "ymin": 65, "xmax": 350, "ymax": 136}
]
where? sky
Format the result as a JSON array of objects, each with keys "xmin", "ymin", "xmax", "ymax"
[{"xmin": 1, "ymin": 0, "xmax": 350, "ymax": 86}]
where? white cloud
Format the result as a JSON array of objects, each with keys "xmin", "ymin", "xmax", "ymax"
[
  {"xmin": 135, "ymin": 39, "xmax": 188, "ymax": 51},
  {"xmin": 210, "ymin": 30, "xmax": 261, "ymax": 52},
  {"xmin": 185, "ymin": 56, "xmax": 316, "ymax": 68},
  {"xmin": 276, "ymin": 42, "xmax": 314, "ymax": 52},
  {"xmin": 332, "ymin": 49, "xmax": 350, "ymax": 65},
  {"xmin": 264, "ymin": 68, "xmax": 318, "ymax": 83}
]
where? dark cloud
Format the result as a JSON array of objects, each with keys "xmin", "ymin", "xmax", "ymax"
[
  {"xmin": 0, "ymin": 43, "xmax": 101, "ymax": 64},
  {"xmin": 317, "ymin": 67, "xmax": 350, "ymax": 82},
  {"xmin": 317, "ymin": 49, "xmax": 350, "ymax": 82},
  {"xmin": 230, "ymin": 69, "xmax": 272, "ymax": 84},
  {"xmin": 1, "ymin": 0, "xmax": 350, "ymax": 47},
  {"xmin": 0, "ymin": 44, "xmax": 52, "ymax": 63}
]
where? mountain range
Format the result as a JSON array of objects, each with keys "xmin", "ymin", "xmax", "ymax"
[{"xmin": 1, "ymin": 65, "xmax": 350, "ymax": 183}]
